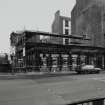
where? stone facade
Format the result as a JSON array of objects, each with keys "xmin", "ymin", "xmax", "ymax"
[{"xmin": 71, "ymin": 0, "xmax": 105, "ymax": 47}]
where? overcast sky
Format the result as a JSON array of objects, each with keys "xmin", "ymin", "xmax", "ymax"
[{"xmin": 0, "ymin": 0, "xmax": 76, "ymax": 53}]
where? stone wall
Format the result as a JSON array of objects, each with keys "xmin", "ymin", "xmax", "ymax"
[{"xmin": 71, "ymin": 0, "xmax": 105, "ymax": 47}]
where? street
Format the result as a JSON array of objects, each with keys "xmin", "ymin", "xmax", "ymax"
[{"xmin": 0, "ymin": 73, "xmax": 105, "ymax": 105}]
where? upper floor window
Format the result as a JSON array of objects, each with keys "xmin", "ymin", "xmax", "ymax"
[
  {"xmin": 103, "ymin": 13, "xmax": 105, "ymax": 20},
  {"xmin": 104, "ymin": 33, "xmax": 105, "ymax": 39},
  {"xmin": 65, "ymin": 29, "xmax": 69, "ymax": 35},
  {"xmin": 82, "ymin": 34, "xmax": 87, "ymax": 39},
  {"xmin": 65, "ymin": 38, "xmax": 69, "ymax": 45},
  {"xmin": 65, "ymin": 20, "xmax": 69, "ymax": 27}
]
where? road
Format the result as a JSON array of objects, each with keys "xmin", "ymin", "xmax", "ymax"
[{"xmin": 0, "ymin": 73, "xmax": 105, "ymax": 105}]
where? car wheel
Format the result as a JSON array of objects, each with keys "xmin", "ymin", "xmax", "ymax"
[
  {"xmin": 77, "ymin": 71, "xmax": 81, "ymax": 74},
  {"xmin": 96, "ymin": 71, "xmax": 100, "ymax": 74}
]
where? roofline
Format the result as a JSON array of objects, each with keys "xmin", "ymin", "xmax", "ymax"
[{"xmin": 24, "ymin": 30, "xmax": 90, "ymax": 40}]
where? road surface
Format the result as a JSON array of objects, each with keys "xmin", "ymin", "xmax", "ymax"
[{"xmin": 0, "ymin": 73, "xmax": 105, "ymax": 105}]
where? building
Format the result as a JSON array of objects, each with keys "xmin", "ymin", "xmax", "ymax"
[
  {"xmin": 71, "ymin": 0, "xmax": 105, "ymax": 68},
  {"xmin": 0, "ymin": 53, "xmax": 10, "ymax": 72},
  {"xmin": 10, "ymin": 30, "xmax": 90, "ymax": 72},
  {"xmin": 10, "ymin": 30, "xmax": 41, "ymax": 72},
  {"xmin": 71, "ymin": 0, "xmax": 105, "ymax": 47},
  {"xmin": 10, "ymin": 29, "xmax": 105, "ymax": 72},
  {"xmin": 51, "ymin": 10, "xmax": 71, "ymax": 45}
]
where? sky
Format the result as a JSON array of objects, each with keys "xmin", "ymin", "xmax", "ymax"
[{"xmin": 0, "ymin": 0, "xmax": 76, "ymax": 53}]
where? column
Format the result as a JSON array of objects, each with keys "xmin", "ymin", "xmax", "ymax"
[
  {"xmin": 85, "ymin": 54, "xmax": 90, "ymax": 65},
  {"xmin": 34, "ymin": 50, "xmax": 40, "ymax": 72},
  {"xmin": 104, "ymin": 54, "xmax": 105, "ymax": 70},
  {"xmin": 30, "ymin": 51, "xmax": 33, "ymax": 72},
  {"xmin": 46, "ymin": 54, "xmax": 52, "ymax": 72},
  {"xmin": 77, "ymin": 54, "xmax": 81, "ymax": 70},
  {"xmin": 57, "ymin": 54, "xmax": 63, "ymax": 71},
  {"xmin": 102, "ymin": 54, "xmax": 104, "ymax": 69},
  {"xmin": 96, "ymin": 55, "xmax": 103, "ymax": 68},
  {"xmin": 67, "ymin": 53, "xmax": 72, "ymax": 71}
]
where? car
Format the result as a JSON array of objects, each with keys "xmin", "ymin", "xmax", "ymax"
[{"xmin": 75, "ymin": 65, "xmax": 102, "ymax": 74}]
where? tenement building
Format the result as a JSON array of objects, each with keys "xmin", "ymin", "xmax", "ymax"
[
  {"xmin": 71, "ymin": 0, "xmax": 105, "ymax": 47},
  {"xmin": 51, "ymin": 10, "xmax": 71, "ymax": 45},
  {"xmin": 71, "ymin": 0, "xmax": 105, "ymax": 68}
]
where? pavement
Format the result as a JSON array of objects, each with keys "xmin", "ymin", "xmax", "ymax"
[
  {"xmin": 0, "ymin": 69, "xmax": 105, "ymax": 79},
  {"xmin": 0, "ymin": 71, "xmax": 77, "ymax": 80}
]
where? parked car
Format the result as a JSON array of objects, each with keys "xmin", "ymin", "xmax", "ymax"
[{"xmin": 75, "ymin": 65, "xmax": 102, "ymax": 74}]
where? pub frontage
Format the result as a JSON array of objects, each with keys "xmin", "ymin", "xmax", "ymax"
[{"xmin": 10, "ymin": 31, "xmax": 105, "ymax": 72}]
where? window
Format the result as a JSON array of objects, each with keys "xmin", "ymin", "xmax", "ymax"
[
  {"xmin": 103, "ymin": 13, "xmax": 105, "ymax": 20},
  {"xmin": 104, "ymin": 33, "xmax": 105, "ymax": 39},
  {"xmin": 65, "ymin": 29, "xmax": 69, "ymax": 35},
  {"xmin": 83, "ymin": 34, "xmax": 86, "ymax": 39},
  {"xmin": 65, "ymin": 38, "xmax": 69, "ymax": 45},
  {"xmin": 65, "ymin": 20, "xmax": 69, "ymax": 27}
]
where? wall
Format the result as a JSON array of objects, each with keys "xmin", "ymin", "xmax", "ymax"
[
  {"xmin": 71, "ymin": 0, "xmax": 105, "ymax": 47},
  {"xmin": 51, "ymin": 11, "xmax": 71, "ymax": 45}
]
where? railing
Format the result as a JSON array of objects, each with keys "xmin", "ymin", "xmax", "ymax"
[{"xmin": 66, "ymin": 97, "xmax": 105, "ymax": 105}]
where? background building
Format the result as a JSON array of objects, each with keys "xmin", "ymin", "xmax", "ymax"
[
  {"xmin": 0, "ymin": 53, "xmax": 10, "ymax": 72},
  {"xmin": 71, "ymin": 0, "xmax": 105, "ymax": 47},
  {"xmin": 71, "ymin": 0, "xmax": 105, "ymax": 68},
  {"xmin": 51, "ymin": 10, "xmax": 71, "ymax": 45}
]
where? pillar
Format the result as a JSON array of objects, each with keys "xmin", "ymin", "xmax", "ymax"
[
  {"xmin": 77, "ymin": 54, "xmax": 81, "ymax": 70},
  {"xmin": 34, "ymin": 50, "xmax": 41, "ymax": 72},
  {"xmin": 102, "ymin": 54, "xmax": 104, "ymax": 69},
  {"xmin": 67, "ymin": 53, "xmax": 72, "ymax": 71},
  {"xmin": 96, "ymin": 55, "xmax": 103, "ymax": 68},
  {"xmin": 57, "ymin": 54, "xmax": 63, "ymax": 71},
  {"xmin": 104, "ymin": 54, "xmax": 105, "ymax": 70},
  {"xmin": 85, "ymin": 54, "xmax": 90, "ymax": 65},
  {"xmin": 46, "ymin": 54, "xmax": 52, "ymax": 72}
]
